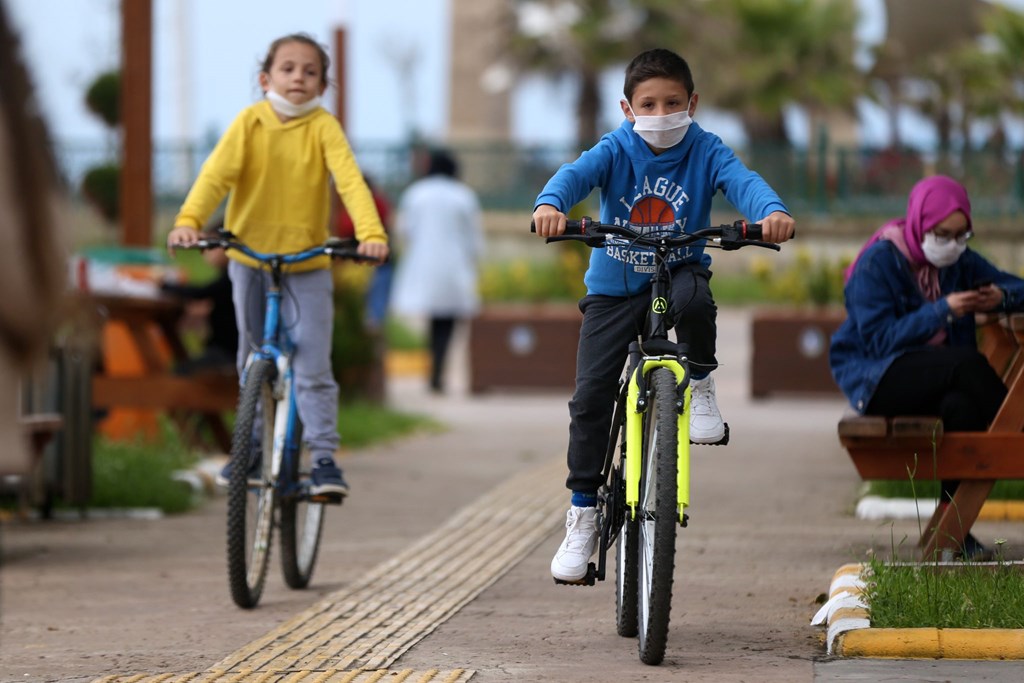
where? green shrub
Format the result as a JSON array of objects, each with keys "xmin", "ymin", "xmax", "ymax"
[
  {"xmin": 81, "ymin": 163, "xmax": 120, "ymax": 222},
  {"xmin": 481, "ymin": 241, "xmax": 588, "ymax": 302},
  {"xmin": 84, "ymin": 71, "xmax": 120, "ymax": 127}
]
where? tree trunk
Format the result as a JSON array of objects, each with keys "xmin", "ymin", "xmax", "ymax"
[{"xmin": 576, "ymin": 68, "xmax": 601, "ymax": 150}]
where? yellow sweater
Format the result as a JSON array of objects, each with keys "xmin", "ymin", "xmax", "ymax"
[{"xmin": 174, "ymin": 101, "xmax": 387, "ymax": 271}]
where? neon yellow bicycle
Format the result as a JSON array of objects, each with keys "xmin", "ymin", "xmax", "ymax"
[{"xmin": 539, "ymin": 217, "xmax": 781, "ymax": 665}]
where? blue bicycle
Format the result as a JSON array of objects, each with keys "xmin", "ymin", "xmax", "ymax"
[{"xmin": 189, "ymin": 230, "xmax": 376, "ymax": 608}]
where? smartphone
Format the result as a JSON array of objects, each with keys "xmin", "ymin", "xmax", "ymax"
[{"xmin": 973, "ymin": 278, "xmax": 993, "ymax": 290}]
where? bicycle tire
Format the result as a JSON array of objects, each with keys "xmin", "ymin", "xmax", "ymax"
[
  {"xmin": 226, "ymin": 358, "xmax": 277, "ymax": 609},
  {"xmin": 611, "ymin": 387, "xmax": 639, "ymax": 637},
  {"xmin": 637, "ymin": 367, "xmax": 678, "ymax": 665},
  {"xmin": 615, "ymin": 482, "xmax": 639, "ymax": 637},
  {"xmin": 279, "ymin": 418, "xmax": 325, "ymax": 589}
]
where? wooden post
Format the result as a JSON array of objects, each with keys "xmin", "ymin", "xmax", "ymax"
[
  {"xmin": 120, "ymin": 0, "xmax": 153, "ymax": 247},
  {"xmin": 334, "ymin": 28, "xmax": 347, "ymax": 129}
]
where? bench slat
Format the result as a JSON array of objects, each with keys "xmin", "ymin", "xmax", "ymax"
[
  {"xmin": 843, "ymin": 432, "xmax": 1024, "ymax": 480},
  {"xmin": 837, "ymin": 415, "xmax": 887, "ymax": 438}
]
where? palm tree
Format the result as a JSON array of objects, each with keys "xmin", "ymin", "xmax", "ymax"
[
  {"xmin": 503, "ymin": 0, "xmax": 704, "ymax": 148},
  {"xmin": 696, "ymin": 0, "xmax": 865, "ymax": 146}
]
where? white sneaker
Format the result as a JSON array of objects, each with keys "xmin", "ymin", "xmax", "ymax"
[
  {"xmin": 550, "ymin": 506, "xmax": 600, "ymax": 582},
  {"xmin": 689, "ymin": 375, "xmax": 725, "ymax": 444}
]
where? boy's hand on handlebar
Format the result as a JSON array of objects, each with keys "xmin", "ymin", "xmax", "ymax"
[
  {"xmin": 532, "ymin": 205, "xmax": 566, "ymax": 238},
  {"xmin": 166, "ymin": 226, "xmax": 200, "ymax": 256},
  {"xmin": 358, "ymin": 240, "xmax": 389, "ymax": 263},
  {"xmin": 757, "ymin": 211, "xmax": 795, "ymax": 243}
]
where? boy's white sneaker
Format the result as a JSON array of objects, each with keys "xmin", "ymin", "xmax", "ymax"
[
  {"xmin": 551, "ymin": 505, "xmax": 599, "ymax": 582},
  {"xmin": 689, "ymin": 375, "xmax": 725, "ymax": 443}
]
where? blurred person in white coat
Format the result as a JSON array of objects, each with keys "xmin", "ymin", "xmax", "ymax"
[{"xmin": 391, "ymin": 149, "xmax": 483, "ymax": 393}]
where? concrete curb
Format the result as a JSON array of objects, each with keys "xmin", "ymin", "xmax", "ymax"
[
  {"xmin": 856, "ymin": 496, "xmax": 1024, "ymax": 522},
  {"xmin": 812, "ymin": 563, "xmax": 1024, "ymax": 659}
]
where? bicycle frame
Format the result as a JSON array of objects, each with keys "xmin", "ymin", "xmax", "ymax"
[{"xmin": 621, "ymin": 246, "xmax": 692, "ymax": 525}]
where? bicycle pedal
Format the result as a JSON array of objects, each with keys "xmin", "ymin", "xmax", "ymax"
[
  {"xmin": 309, "ymin": 492, "xmax": 345, "ymax": 505},
  {"xmin": 553, "ymin": 562, "xmax": 597, "ymax": 587},
  {"xmin": 691, "ymin": 423, "xmax": 729, "ymax": 446}
]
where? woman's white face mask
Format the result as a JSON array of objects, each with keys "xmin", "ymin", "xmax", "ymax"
[
  {"xmin": 626, "ymin": 99, "xmax": 693, "ymax": 149},
  {"xmin": 921, "ymin": 231, "xmax": 967, "ymax": 268}
]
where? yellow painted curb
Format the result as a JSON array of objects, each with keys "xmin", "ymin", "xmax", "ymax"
[
  {"xmin": 979, "ymin": 500, "xmax": 1024, "ymax": 521},
  {"xmin": 386, "ymin": 350, "xmax": 429, "ymax": 377},
  {"xmin": 838, "ymin": 628, "xmax": 1024, "ymax": 659},
  {"xmin": 814, "ymin": 563, "xmax": 1024, "ymax": 659}
]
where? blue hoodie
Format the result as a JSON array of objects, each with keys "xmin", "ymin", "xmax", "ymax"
[{"xmin": 535, "ymin": 119, "xmax": 789, "ymax": 297}]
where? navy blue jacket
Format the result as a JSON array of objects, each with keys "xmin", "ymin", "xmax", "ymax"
[{"xmin": 829, "ymin": 240, "xmax": 1024, "ymax": 413}]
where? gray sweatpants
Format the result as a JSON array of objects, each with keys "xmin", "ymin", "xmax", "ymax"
[{"xmin": 228, "ymin": 261, "xmax": 339, "ymax": 460}]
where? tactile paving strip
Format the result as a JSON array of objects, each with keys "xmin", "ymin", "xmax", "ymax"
[{"xmin": 93, "ymin": 457, "xmax": 567, "ymax": 682}]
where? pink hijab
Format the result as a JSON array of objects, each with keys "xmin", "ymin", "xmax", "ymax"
[{"xmin": 845, "ymin": 175, "xmax": 972, "ymax": 301}]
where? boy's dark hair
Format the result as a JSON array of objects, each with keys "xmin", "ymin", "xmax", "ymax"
[
  {"xmin": 261, "ymin": 33, "xmax": 331, "ymax": 89},
  {"xmin": 623, "ymin": 49, "xmax": 694, "ymax": 102}
]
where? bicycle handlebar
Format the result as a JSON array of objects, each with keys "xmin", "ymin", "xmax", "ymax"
[
  {"xmin": 184, "ymin": 230, "xmax": 381, "ymax": 264},
  {"xmin": 530, "ymin": 216, "xmax": 782, "ymax": 252}
]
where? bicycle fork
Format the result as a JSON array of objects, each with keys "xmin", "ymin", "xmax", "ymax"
[{"xmin": 625, "ymin": 357, "xmax": 692, "ymax": 526}]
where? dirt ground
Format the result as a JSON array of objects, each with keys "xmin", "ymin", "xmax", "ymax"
[{"xmin": 3, "ymin": 309, "xmax": 1024, "ymax": 683}]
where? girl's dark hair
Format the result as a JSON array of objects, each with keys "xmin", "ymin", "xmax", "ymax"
[
  {"xmin": 261, "ymin": 33, "xmax": 331, "ymax": 88},
  {"xmin": 623, "ymin": 48, "xmax": 694, "ymax": 102}
]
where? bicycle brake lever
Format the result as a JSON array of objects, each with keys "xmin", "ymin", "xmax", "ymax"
[
  {"xmin": 719, "ymin": 239, "xmax": 780, "ymax": 252},
  {"xmin": 545, "ymin": 235, "xmax": 606, "ymax": 248}
]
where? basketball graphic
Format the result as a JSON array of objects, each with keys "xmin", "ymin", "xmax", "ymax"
[{"xmin": 629, "ymin": 196, "xmax": 676, "ymax": 230}]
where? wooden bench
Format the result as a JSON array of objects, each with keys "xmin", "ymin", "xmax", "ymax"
[{"xmin": 837, "ymin": 314, "xmax": 1024, "ymax": 559}]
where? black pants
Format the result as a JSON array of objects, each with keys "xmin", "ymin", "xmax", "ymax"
[
  {"xmin": 429, "ymin": 316, "xmax": 457, "ymax": 391},
  {"xmin": 866, "ymin": 345, "xmax": 1007, "ymax": 501},
  {"xmin": 566, "ymin": 263, "xmax": 716, "ymax": 494}
]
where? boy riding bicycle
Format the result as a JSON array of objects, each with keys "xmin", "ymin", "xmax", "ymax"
[{"xmin": 532, "ymin": 48, "xmax": 795, "ymax": 582}]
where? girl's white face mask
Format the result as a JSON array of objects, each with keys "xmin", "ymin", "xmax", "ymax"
[
  {"xmin": 921, "ymin": 231, "xmax": 967, "ymax": 268},
  {"xmin": 266, "ymin": 89, "xmax": 321, "ymax": 119},
  {"xmin": 626, "ymin": 99, "xmax": 693, "ymax": 149}
]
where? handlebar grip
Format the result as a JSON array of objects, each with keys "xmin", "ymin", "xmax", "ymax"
[{"xmin": 530, "ymin": 216, "xmax": 592, "ymax": 236}]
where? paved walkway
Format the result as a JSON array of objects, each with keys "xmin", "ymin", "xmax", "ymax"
[{"xmin": 3, "ymin": 308, "xmax": 1024, "ymax": 682}]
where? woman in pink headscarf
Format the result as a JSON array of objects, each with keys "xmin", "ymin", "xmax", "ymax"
[{"xmin": 830, "ymin": 175, "xmax": 1024, "ymax": 559}]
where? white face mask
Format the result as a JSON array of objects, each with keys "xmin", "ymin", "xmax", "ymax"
[
  {"xmin": 626, "ymin": 100, "xmax": 692, "ymax": 149},
  {"xmin": 921, "ymin": 232, "xmax": 967, "ymax": 268},
  {"xmin": 266, "ymin": 89, "xmax": 322, "ymax": 119}
]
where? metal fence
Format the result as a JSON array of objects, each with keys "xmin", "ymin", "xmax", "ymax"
[{"xmin": 53, "ymin": 138, "xmax": 1024, "ymax": 219}]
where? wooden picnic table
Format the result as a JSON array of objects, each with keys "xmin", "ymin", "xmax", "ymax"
[
  {"xmin": 838, "ymin": 313, "xmax": 1024, "ymax": 560},
  {"xmin": 90, "ymin": 293, "xmax": 237, "ymax": 453}
]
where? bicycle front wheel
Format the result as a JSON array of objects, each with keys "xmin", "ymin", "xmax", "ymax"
[
  {"xmin": 637, "ymin": 367, "xmax": 679, "ymax": 665},
  {"xmin": 226, "ymin": 358, "xmax": 277, "ymax": 609},
  {"xmin": 280, "ymin": 420, "xmax": 325, "ymax": 589}
]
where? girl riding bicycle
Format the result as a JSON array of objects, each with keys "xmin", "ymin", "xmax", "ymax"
[
  {"xmin": 167, "ymin": 33, "xmax": 388, "ymax": 499},
  {"xmin": 533, "ymin": 48, "xmax": 794, "ymax": 583}
]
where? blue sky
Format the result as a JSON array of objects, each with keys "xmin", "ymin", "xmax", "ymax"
[{"xmin": 6, "ymin": 0, "xmax": 1024, "ymax": 151}]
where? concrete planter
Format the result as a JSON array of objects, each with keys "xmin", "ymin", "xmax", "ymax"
[
  {"xmin": 750, "ymin": 307, "xmax": 846, "ymax": 398},
  {"xmin": 469, "ymin": 304, "xmax": 581, "ymax": 393}
]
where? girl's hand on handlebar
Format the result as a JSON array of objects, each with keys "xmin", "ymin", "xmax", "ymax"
[
  {"xmin": 757, "ymin": 211, "xmax": 795, "ymax": 243},
  {"xmin": 358, "ymin": 239, "xmax": 389, "ymax": 263},
  {"xmin": 532, "ymin": 204, "xmax": 566, "ymax": 238},
  {"xmin": 166, "ymin": 226, "xmax": 200, "ymax": 256}
]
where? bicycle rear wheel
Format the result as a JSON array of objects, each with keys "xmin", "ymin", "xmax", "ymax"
[
  {"xmin": 637, "ymin": 367, "xmax": 679, "ymax": 665},
  {"xmin": 610, "ymin": 387, "xmax": 639, "ymax": 637},
  {"xmin": 280, "ymin": 420, "xmax": 325, "ymax": 589},
  {"xmin": 226, "ymin": 358, "xmax": 277, "ymax": 609}
]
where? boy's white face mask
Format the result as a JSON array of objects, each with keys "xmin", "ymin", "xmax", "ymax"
[
  {"xmin": 921, "ymin": 231, "xmax": 967, "ymax": 268},
  {"xmin": 625, "ymin": 99, "xmax": 693, "ymax": 149}
]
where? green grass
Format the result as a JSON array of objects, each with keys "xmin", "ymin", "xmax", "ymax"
[
  {"xmin": 338, "ymin": 400, "xmax": 441, "ymax": 448},
  {"xmin": 865, "ymin": 479, "xmax": 1024, "ymax": 500},
  {"xmin": 90, "ymin": 421, "xmax": 198, "ymax": 514},
  {"xmin": 864, "ymin": 554, "xmax": 1024, "ymax": 629},
  {"xmin": 83, "ymin": 403, "xmax": 437, "ymax": 514}
]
